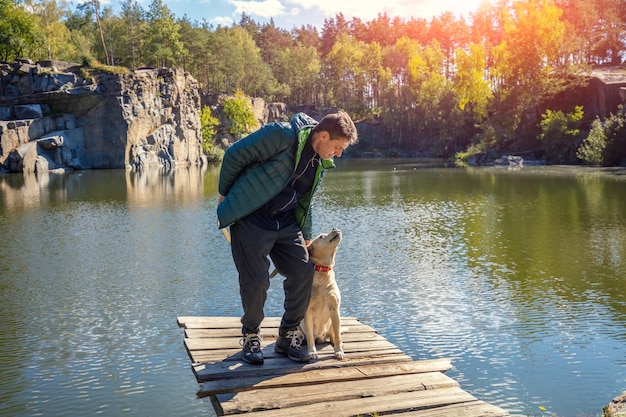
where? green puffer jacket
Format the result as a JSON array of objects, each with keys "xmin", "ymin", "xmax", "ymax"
[{"xmin": 217, "ymin": 113, "xmax": 335, "ymax": 240}]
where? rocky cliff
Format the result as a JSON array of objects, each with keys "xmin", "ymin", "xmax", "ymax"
[{"xmin": 0, "ymin": 59, "xmax": 206, "ymax": 173}]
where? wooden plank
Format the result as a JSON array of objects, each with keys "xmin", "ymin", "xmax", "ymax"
[
  {"xmin": 197, "ymin": 359, "xmax": 453, "ymax": 396},
  {"xmin": 193, "ymin": 353, "xmax": 413, "ymax": 382},
  {"xmin": 178, "ymin": 316, "xmax": 362, "ymax": 329},
  {"xmin": 185, "ymin": 337, "xmax": 406, "ymax": 365},
  {"xmin": 219, "ymin": 372, "xmax": 460, "ymax": 415},
  {"xmin": 190, "ymin": 347, "xmax": 408, "ymax": 366},
  {"xmin": 185, "ymin": 336, "xmax": 398, "ymax": 352},
  {"xmin": 383, "ymin": 401, "xmax": 510, "ymax": 416},
  {"xmin": 187, "ymin": 339, "xmax": 405, "ymax": 359},
  {"xmin": 224, "ymin": 386, "xmax": 478, "ymax": 416},
  {"xmin": 184, "ymin": 326, "xmax": 383, "ymax": 340},
  {"xmin": 178, "ymin": 316, "xmax": 278, "ymax": 328},
  {"xmin": 184, "ymin": 334, "xmax": 402, "ymax": 353},
  {"xmin": 183, "ymin": 329, "xmax": 384, "ymax": 349}
]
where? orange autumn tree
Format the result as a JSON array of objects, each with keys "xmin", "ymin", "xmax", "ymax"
[{"xmin": 486, "ymin": 0, "xmax": 584, "ymax": 149}]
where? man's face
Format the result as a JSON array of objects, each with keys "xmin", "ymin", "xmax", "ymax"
[{"xmin": 313, "ymin": 132, "xmax": 350, "ymax": 159}]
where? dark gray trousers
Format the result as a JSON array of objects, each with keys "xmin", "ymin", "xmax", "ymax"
[{"xmin": 230, "ymin": 217, "xmax": 314, "ymax": 335}]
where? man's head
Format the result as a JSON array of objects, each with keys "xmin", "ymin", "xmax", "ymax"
[{"xmin": 311, "ymin": 111, "xmax": 358, "ymax": 159}]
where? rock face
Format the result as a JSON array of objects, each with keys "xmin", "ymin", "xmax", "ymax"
[{"xmin": 1, "ymin": 59, "xmax": 205, "ymax": 173}]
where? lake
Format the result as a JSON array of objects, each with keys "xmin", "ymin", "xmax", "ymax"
[{"xmin": 1, "ymin": 160, "xmax": 625, "ymax": 417}]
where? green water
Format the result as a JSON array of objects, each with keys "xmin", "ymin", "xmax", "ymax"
[{"xmin": 1, "ymin": 161, "xmax": 625, "ymax": 416}]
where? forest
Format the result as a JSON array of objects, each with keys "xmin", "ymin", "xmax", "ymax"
[{"xmin": 1, "ymin": 0, "xmax": 625, "ymax": 165}]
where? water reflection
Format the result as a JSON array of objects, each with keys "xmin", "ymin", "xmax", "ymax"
[
  {"xmin": 0, "ymin": 166, "xmax": 225, "ymax": 417},
  {"xmin": 0, "ymin": 165, "xmax": 222, "ymax": 211},
  {"xmin": 316, "ymin": 161, "xmax": 626, "ymax": 416},
  {"xmin": 1, "ymin": 162, "xmax": 625, "ymax": 417},
  {"xmin": 125, "ymin": 165, "xmax": 220, "ymax": 208}
]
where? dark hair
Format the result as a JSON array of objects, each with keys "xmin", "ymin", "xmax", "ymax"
[{"xmin": 313, "ymin": 110, "xmax": 358, "ymax": 144}]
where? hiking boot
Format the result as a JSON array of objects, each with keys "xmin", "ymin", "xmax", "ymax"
[
  {"xmin": 274, "ymin": 328, "xmax": 311, "ymax": 363},
  {"xmin": 240, "ymin": 333, "xmax": 264, "ymax": 365}
]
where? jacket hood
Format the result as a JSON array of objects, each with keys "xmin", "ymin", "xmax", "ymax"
[{"xmin": 290, "ymin": 113, "xmax": 318, "ymax": 135}]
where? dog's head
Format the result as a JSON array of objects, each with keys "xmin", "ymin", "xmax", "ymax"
[{"xmin": 307, "ymin": 228, "xmax": 342, "ymax": 268}]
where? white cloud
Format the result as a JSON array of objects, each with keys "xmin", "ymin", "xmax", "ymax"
[
  {"xmin": 285, "ymin": 0, "xmax": 479, "ymax": 21},
  {"xmin": 229, "ymin": 0, "xmax": 289, "ymax": 19},
  {"xmin": 211, "ymin": 15, "xmax": 237, "ymax": 26},
  {"xmin": 144, "ymin": 0, "xmax": 483, "ymax": 31}
]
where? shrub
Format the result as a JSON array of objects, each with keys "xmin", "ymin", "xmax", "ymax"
[
  {"xmin": 200, "ymin": 106, "xmax": 223, "ymax": 162},
  {"xmin": 577, "ymin": 105, "xmax": 626, "ymax": 166},
  {"xmin": 538, "ymin": 106, "xmax": 585, "ymax": 164},
  {"xmin": 576, "ymin": 118, "xmax": 606, "ymax": 165},
  {"xmin": 222, "ymin": 90, "xmax": 258, "ymax": 140}
]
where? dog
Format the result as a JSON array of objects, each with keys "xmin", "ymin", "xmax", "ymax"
[{"xmin": 300, "ymin": 228, "xmax": 344, "ymax": 360}]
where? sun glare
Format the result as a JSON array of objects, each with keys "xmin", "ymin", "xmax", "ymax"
[
  {"xmin": 312, "ymin": 0, "xmax": 486, "ymax": 23},
  {"xmin": 411, "ymin": 0, "xmax": 485, "ymax": 19}
]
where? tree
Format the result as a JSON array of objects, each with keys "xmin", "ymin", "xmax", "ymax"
[
  {"xmin": 292, "ymin": 24, "xmax": 320, "ymax": 49},
  {"xmin": 404, "ymin": 17, "xmax": 429, "ymax": 44},
  {"xmin": 207, "ymin": 25, "xmax": 276, "ymax": 97},
  {"xmin": 64, "ymin": 2, "xmax": 96, "ymax": 62},
  {"xmin": 0, "ymin": 0, "xmax": 43, "ymax": 60},
  {"xmin": 273, "ymin": 44, "xmax": 321, "ymax": 104},
  {"xmin": 487, "ymin": 0, "xmax": 579, "ymax": 149},
  {"xmin": 592, "ymin": 0, "xmax": 626, "ymax": 64},
  {"xmin": 555, "ymin": 0, "xmax": 601, "ymax": 64},
  {"xmin": 118, "ymin": 0, "xmax": 145, "ymax": 68},
  {"xmin": 320, "ymin": 13, "xmax": 349, "ymax": 57},
  {"xmin": 222, "ymin": 90, "xmax": 258, "ymax": 140},
  {"xmin": 408, "ymin": 40, "xmax": 463, "ymax": 155},
  {"xmin": 143, "ymin": 0, "xmax": 184, "ymax": 67},
  {"xmin": 469, "ymin": 0, "xmax": 504, "ymax": 47},
  {"xmin": 25, "ymin": 0, "xmax": 73, "ymax": 60},
  {"xmin": 238, "ymin": 12, "xmax": 259, "ymax": 39},
  {"xmin": 254, "ymin": 20, "xmax": 293, "ymax": 65},
  {"xmin": 90, "ymin": 0, "xmax": 109, "ymax": 64},
  {"xmin": 324, "ymin": 33, "xmax": 371, "ymax": 113},
  {"xmin": 453, "ymin": 42, "xmax": 492, "ymax": 120},
  {"xmin": 362, "ymin": 41, "xmax": 384, "ymax": 111},
  {"xmin": 178, "ymin": 16, "xmax": 210, "ymax": 76},
  {"xmin": 366, "ymin": 13, "xmax": 398, "ymax": 47},
  {"xmin": 380, "ymin": 36, "xmax": 422, "ymax": 146},
  {"xmin": 428, "ymin": 12, "xmax": 469, "ymax": 78}
]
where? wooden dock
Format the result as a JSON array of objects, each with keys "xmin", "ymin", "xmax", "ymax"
[{"xmin": 177, "ymin": 316, "xmax": 510, "ymax": 416}]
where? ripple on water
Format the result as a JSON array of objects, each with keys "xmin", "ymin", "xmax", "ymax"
[{"xmin": 2, "ymin": 166, "xmax": 625, "ymax": 417}]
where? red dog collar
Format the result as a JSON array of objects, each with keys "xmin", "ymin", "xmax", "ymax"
[{"xmin": 314, "ymin": 264, "xmax": 332, "ymax": 272}]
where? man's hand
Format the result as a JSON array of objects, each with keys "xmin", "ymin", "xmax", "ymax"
[{"xmin": 218, "ymin": 194, "xmax": 225, "ymax": 204}]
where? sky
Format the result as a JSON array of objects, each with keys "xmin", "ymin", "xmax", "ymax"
[{"xmin": 105, "ymin": 0, "xmax": 485, "ymax": 30}]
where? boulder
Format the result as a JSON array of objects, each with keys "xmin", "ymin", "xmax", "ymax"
[
  {"xmin": 267, "ymin": 102, "xmax": 288, "ymax": 122},
  {"xmin": 494, "ymin": 155, "xmax": 524, "ymax": 166},
  {"xmin": 14, "ymin": 104, "xmax": 43, "ymax": 120},
  {"xmin": 37, "ymin": 134, "xmax": 63, "ymax": 150},
  {"xmin": 604, "ymin": 392, "xmax": 626, "ymax": 417}
]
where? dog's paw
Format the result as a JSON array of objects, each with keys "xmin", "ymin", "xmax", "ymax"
[
  {"xmin": 335, "ymin": 349, "xmax": 345, "ymax": 360},
  {"xmin": 309, "ymin": 349, "xmax": 319, "ymax": 360}
]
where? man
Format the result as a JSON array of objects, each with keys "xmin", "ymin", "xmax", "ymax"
[{"xmin": 217, "ymin": 111, "xmax": 358, "ymax": 365}]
